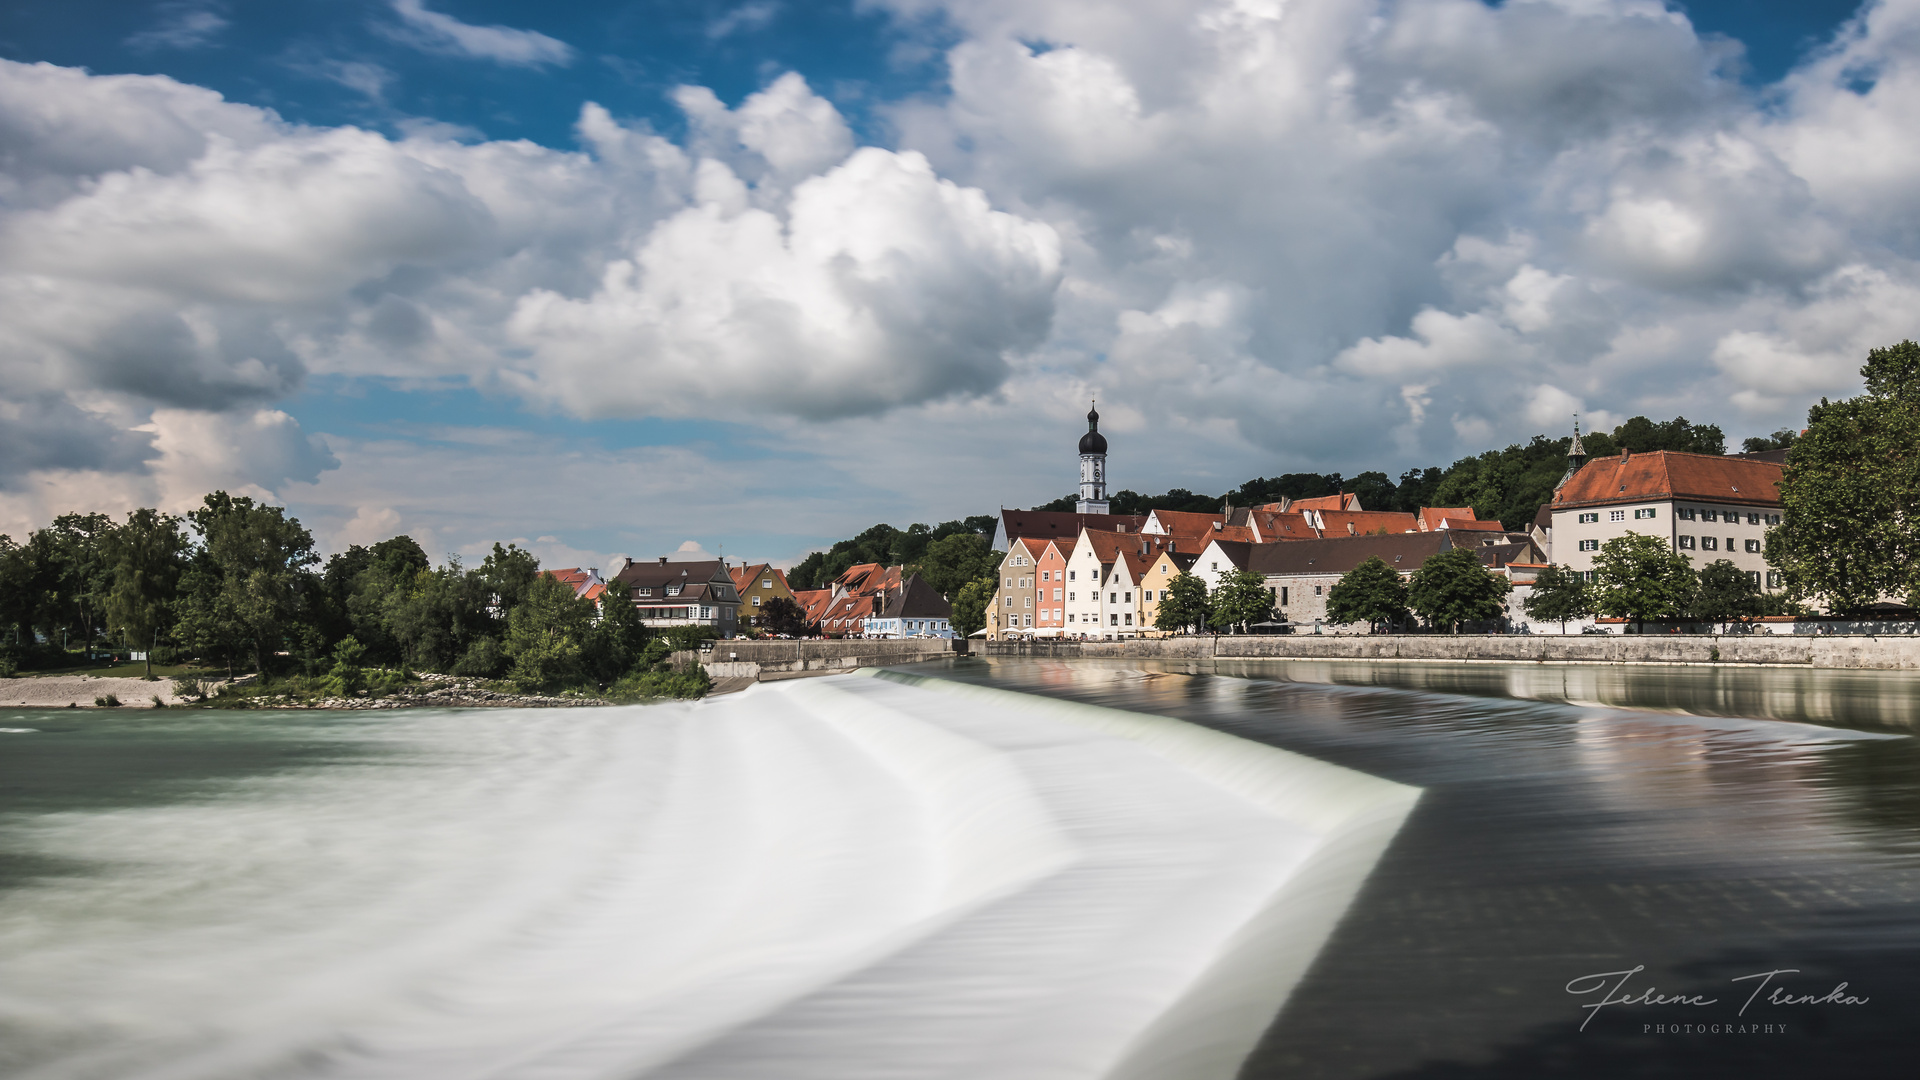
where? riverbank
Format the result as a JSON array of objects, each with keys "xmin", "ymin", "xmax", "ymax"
[
  {"xmin": 0, "ymin": 673, "xmax": 200, "ymax": 708},
  {"xmin": 988, "ymin": 633, "xmax": 1920, "ymax": 668}
]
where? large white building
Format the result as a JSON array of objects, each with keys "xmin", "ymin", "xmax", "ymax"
[{"xmin": 1546, "ymin": 446, "xmax": 1786, "ymax": 590}]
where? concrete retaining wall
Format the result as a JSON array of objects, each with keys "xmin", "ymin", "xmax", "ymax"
[
  {"xmin": 986, "ymin": 635, "xmax": 1920, "ymax": 669},
  {"xmin": 699, "ymin": 639, "xmax": 961, "ymax": 680}
]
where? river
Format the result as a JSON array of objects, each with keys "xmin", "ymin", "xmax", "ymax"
[{"xmin": 1, "ymin": 660, "xmax": 1915, "ymax": 1078}]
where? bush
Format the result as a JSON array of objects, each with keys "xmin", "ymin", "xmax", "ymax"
[
  {"xmin": 174, "ymin": 676, "xmax": 205, "ymax": 701},
  {"xmin": 151, "ymin": 694, "xmax": 166, "ymax": 709},
  {"xmin": 320, "ymin": 636, "xmax": 368, "ymax": 697},
  {"xmin": 661, "ymin": 625, "xmax": 720, "ymax": 653},
  {"xmin": 94, "ymin": 693, "xmax": 122, "ymax": 708},
  {"xmin": 604, "ymin": 666, "xmax": 711, "ymax": 702},
  {"xmin": 452, "ymin": 635, "xmax": 505, "ymax": 677},
  {"xmin": 150, "ymin": 645, "xmax": 180, "ymax": 667}
]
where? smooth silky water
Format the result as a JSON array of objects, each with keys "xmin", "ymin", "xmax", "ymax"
[{"xmin": 917, "ymin": 657, "xmax": 1920, "ymax": 1078}]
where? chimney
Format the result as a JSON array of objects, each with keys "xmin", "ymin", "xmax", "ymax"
[
  {"xmin": 1115, "ymin": 523, "xmax": 1127, "ymax": 533},
  {"xmin": 587, "ymin": 568, "xmax": 597, "ymax": 578},
  {"xmin": 1213, "ymin": 521, "xmax": 1223, "ymax": 531},
  {"xmin": 659, "ymin": 556, "xmax": 668, "ymax": 565}
]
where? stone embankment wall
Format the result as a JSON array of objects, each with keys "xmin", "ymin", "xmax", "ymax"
[
  {"xmin": 697, "ymin": 639, "xmax": 962, "ymax": 680},
  {"xmin": 986, "ymin": 635, "xmax": 1920, "ymax": 669}
]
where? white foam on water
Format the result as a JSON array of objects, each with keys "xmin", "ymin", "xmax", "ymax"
[{"xmin": 0, "ymin": 673, "xmax": 1418, "ymax": 1080}]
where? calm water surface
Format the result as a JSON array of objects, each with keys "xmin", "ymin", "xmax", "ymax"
[{"xmin": 918, "ymin": 658, "xmax": 1920, "ymax": 1079}]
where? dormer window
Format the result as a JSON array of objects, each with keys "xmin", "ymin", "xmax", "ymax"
[
  {"xmin": 634, "ymin": 586, "xmax": 651, "ymax": 597},
  {"xmin": 665, "ymin": 584, "xmax": 682, "ymax": 596}
]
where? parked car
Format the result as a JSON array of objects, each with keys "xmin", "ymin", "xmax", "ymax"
[{"xmin": 1581, "ymin": 625, "xmax": 1612, "ymax": 635}]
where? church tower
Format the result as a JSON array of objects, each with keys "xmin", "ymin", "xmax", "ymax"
[
  {"xmin": 1557, "ymin": 415, "xmax": 1588, "ymax": 490},
  {"xmin": 1077, "ymin": 402, "xmax": 1109, "ymax": 514}
]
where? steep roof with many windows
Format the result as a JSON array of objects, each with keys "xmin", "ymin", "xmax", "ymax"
[{"xmin": 1551, "ymin": 451, "xmax": 1785, "ymax": 510}]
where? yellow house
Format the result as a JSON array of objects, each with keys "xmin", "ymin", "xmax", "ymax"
[
  {"xmin": 1139, "ymin": 547, "xmax": 1199, "ymax": 635},
  {"xmin": 730, "ymin": 563, "xmax": 797, "ymax": 630}
]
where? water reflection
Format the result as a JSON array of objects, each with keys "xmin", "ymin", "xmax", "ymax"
[
  {"xmin": 1206, "ymin": 659, "xmax": 1920, "ymax": 731},
  {"xmin": 913, "ymin": 657, "xmax": 1920, "ymax": 1079}
]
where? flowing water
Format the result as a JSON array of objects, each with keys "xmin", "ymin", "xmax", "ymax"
[
  {"xmin": 921, "ymin": 658, "xmax": 1920, "ymax": 1078},
  {"xmin": 2, "ymin": 661, "xmax": 1916, "ymax": 1079}
]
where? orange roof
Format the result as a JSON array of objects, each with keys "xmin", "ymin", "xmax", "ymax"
[
  {"xmin": 1554, "ymin": 451, "xmax": 1784, "ymax": 509},
  {"xmin": 1289, "ymin": 493, "xmax": 1360, "ymax": 512},
  {"xmin": 1146, "ymin": 509, "xmax": 1257, "ymax": 543},
  {"xmin": 729, "ymin": 562, "xmax": 772, "ymax": 591},
  {"xmin": 1314, "ymin": 510, "xmax": 1418, "ymax": 537},
  {"xmin": 1417, "ymin": 507, "xmax": 1475, "ymax": 531},
  {"xmin": 1248, "ymin": 510, "xmax": 1319, "ymax": 541},
  {"xmin": 794, "ymin": 588, "xmax": 835, "ymax": 624},
  {"xmin": 1437, "ymin": 517, "xmax": 1507, "ymax": 532}
]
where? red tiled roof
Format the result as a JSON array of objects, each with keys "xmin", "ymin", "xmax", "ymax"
[
  {"xmin": 1314, "ymin": 510, "xmax": 1418, "ymax": 536},
  {"xmin": 999, "ymin": 509, "xmax": 1148, "ymax": 542},
  {"xmin": 1146, "ymin": 509, "xmax": 1257, "ymax": 543},
  {"xmin": 1553, "ymin": 451, "xmax": 1784, "ymax": 509},
  {"xmin": 1438, "ymin": 517, "xmax": 1507, "ymax": 532},
  {"xmin": 1248, "ymin": 510, "xmax": 1318, "ymax": 541},
  {"xmin": 1417, "ymin": 507, "xmax": 1476, "ymax": 531},
  {"xmin": 1288, "ymin": 493, "xmax": 1361, "ymax": 512}
]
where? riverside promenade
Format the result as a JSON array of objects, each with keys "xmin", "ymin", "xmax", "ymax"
[{"xmin": 986, "ymin": 634, "xmax": 1920, "ymax": 669}]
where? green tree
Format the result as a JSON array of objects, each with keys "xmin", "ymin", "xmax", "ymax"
[
  {"xmin": 1741, "ymin": 429, "xmax": 1799, "ymax": 453},
  {"xmin": 585, "ymin": 588, "xmax": 652, "ymax": 681},
  {"xmin": 479, "ymin": 542, "xmax": 541, "ymax": 614},
  {"xmin": 1767, "ymin": 340, "xmax": 1920, "ymax": 613},
  {"xmin": 758, "ymin": 595, "xmax": 808, "ymax": 637},
  {"xmin": 1592, "ymin": 532, "xmax": 1696, "ymax": 633},
  {"xmin": 504, "ymin": 573, "xmax": 598, "ymax": 692},
  {"xmin": 1155, "ymin": 571, "xmax": 1212, "ymax": 634},
  {"xmin": 909, "ymin": 533, "xmax": 1001, "ymax": 598},
  {"xmin": 178, "ymin": 492, "xmax": 321, "ymax": 676},
  {"xmin": 322, "ymin": 635, "xmax": 368, "ymax": 697},
  {"xmin": 1692, "ymin": 559, "xmax": 1764, "ymax": 628},
  {"xmin": 1520, "ymin": 563, "xmax": 1593, "ymax": 633},
  {"xmin": 100, "ymin": 509, "xmax": 190, "ymax": 677},
  {"xmin": 1609, "ymin": 415, "xmax": 1725, "ymax": 455},
  {"xmin": 1209, "ymin": 569, "xmax": 1274, "ymax": 633},
  {"xmin": 951, "ymin": 575, "xmax": 996, "ymax": 638},
  {"xmin": 1408, "ymin": 547, "xmax": 1512, "ymax": 633},
  {"xmin": 1325, "ymin": 556, "xmax": 1410, "ymax": 632}
]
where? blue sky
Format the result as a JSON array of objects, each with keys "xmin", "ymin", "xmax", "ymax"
[{"xmin": 0, "ymin": 0, "xmax": 1909, "ymax": 571}]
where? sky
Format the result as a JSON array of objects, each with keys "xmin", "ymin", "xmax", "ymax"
[{"xmin": 0, "ymin": 0, "xmax": 1906, "ymax": 572}]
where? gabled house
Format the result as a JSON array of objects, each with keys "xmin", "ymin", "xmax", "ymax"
[
  {"xmin": 610, "ymin": 558, "xmax": 742, "ymax": 636},
  {"xmin": 863, "ymin": 574, "xmax": 956, "ymax": 639},
  {"xmin": 988, "ymin": 537, "xmax": 1046, "ymax": 639},
  {"xmin": 1139, "ymin": 547, "xmax": 1200, "ymax": 633},
  {"xmin": 990, "ymin": 509, "xmax": 1148, "ymax": 554},
  {"xmin": 794, "ymin": 588, "xmax": 835, "ymax": 634},
  {"xmin": 730, "ymin": 563, "xmax": 796, "ymax": 629}
]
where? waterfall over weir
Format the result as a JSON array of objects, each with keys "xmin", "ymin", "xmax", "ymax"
[{"xmin": 0, "ymin": 671, "xmax": 1417, "ymax": 1080}]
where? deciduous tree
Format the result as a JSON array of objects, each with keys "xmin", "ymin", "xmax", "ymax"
[
  {"xmin": 1767, "ymin": 340, "xmax": 1920, "ymax": 613},
  {"xmin": 1154, "ymin": 571, "xmax": 1211, "ymax": 634},
  {"xmin": 1210, "ymin": 569, "xmax": 1273, "ymax": 634},
  {"xmin": 1692, "ymin": 559, "xmax": 1764, "ymax": 628},
  {"xmin": 951, "ymin": 575, "xmax": 995, "ymax": 638},
  {"xmin": 100, "ymin": 509, "xmax": 190, "ymax": 677},
  {"xmin": 179, "ymin": 492, "xmax": 321, "ymax": 676},
  {"xmin": 1521, "ymin": 563, "xmax": 1593, "ymax": 633},
  {"xmin": 1593, "ymin": 532, "xmax": 1696, "ymax": 633},
  {"xmin": 1408, "ymin": 547, "xmax": 1511, "ymax": 633},
  {"xmin": 1325, "ymin": 556, "xmax": 1410, "ymax": 632}
]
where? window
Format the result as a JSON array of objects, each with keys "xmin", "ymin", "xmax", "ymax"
[
  {"xmin": 1634, "ymin": 508, "xmax": 1656, "ymax": 519},
  {"xmin": 1069, "ymin": 591, "xmax": 1075, "ymax": 601},
  {"xmin": 1067, "ymin": 613, "xmax": 1075, "ymax": 623},
  {"xmin": 665, "ymin": 584, "xmax": 682, "ymax": 596},
  {"xmin": 1006, "ymin": 597, "xmax": 1014, "ymax": 607},
  {"xmin": 1211, "ymin": 561, "xmax": 1218, "ymax": 570},
  {"xmin": 635, "ymin": 586, "xmax": 651, "ymax": 597},
  {"xmin": 1005, "ymin": 577, "xmax": 1012, "ymax": 587},
  {"xmin": 1727, "ymin": 536, "xmax": 1737, "ymax": 551},
  {"xmin": 1053, "ymin": 588, "xmax": 1062, "ymax": 600},
  {"xmin": 699, "ymin": 606, "xmax": 711, "ymax": 619},
  {"xmin": 1124, "ymin": 592, "xmax": 1131, "ymax": 603},
  {"xmin": 1609, "ymin": 510, "xmax": 1626, "ymax": 522},
  {"xmin": 1281, "ymin": 587, "xmax": 1289, "ymax": 606},
  {"xmin": 1678, "ymin": 535, "xmax": 1696, "ymax": 550},
  {"xmin": 1109, "ymin": 592, "xmax": 1117, "ymax": 604},
  {"xmin": 1040, "ymin": 570, "xmax": 1049, "ymax": 582},
  {"xmin": 1583, "ymin": 570, "xmax": 1597, "ymax": 583},
  {"xmin": 1577, "ymin": 512, "xmax": 1599, "ymax": 523},
  {"xmin": 1578, "ymin": 539, "xmax": 1600, "ymax": 551},
  {"xmin": 1023, "ymin": 614, "xmax": 1031, "ymax": 626},
  {"xmin": 1314, "ymin": 585, "xmax": 1323, "ymax": 595},
  {"xmin": 1124, "ymin": 613, "xmax": 1133, "ymax": 625},
  {"xmin": 1702, "ymin": 510, "xmax": 1718, "ymax": 523},
  {"xmin": 1746, "ymin": 571, "xmax": 1761, "ymax": 587},
  {"xmin": 1024, "ymin": 597, "xmax": 1032, "ymax": 608},
  {"xmin": 1702, "ymin": 536, "xmax": 1718, "ymax": 551},
  {"xmin": 1110, "ymin": 614, "xmax": 1119, "ymax": 625},
  {"xmin": 752, "ymin": 596, "xmax": 761, "ymax": 606},
  {"xmin": 762, "ymin": 579, "xmax": 772, "ymax": 589},
  {"xmin": 1767, "ymin": 514, "xmax": 1782, "ymax": 526},
  {"xmin": 1678, "ymin": 508, "xmax": 1697, "ymax": 521},
  {"xmin": 1767, "ymin": 571, "xmax": 1782, "ymax": 589},
  {"xmin": 1745, "ymin": 539, "xmax": 1761, "ymax": 553},
  {"xmin": 1069, "ymin": 570, "xmax": 1076, "ymax": 581}
]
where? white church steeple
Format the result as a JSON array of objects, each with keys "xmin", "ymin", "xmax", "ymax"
[{"xmin": 1076, "ymin": 401, "xmax": 1109, "ymax": 514}]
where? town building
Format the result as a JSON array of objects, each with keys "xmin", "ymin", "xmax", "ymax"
[
  {"xmin": 862, "ymin": 574, "xmax": 957, "ymax": 639},
  {"xmin": 729, "ymin": 563, "xmax": 796, "ymax": 630},
  {"xmin": 1034, "ymin": 539, "xmax": 1069, "ymax": 633},
  {"xmin": 610, "ymin": 558, "xmax": 742, "ymax": 636},
  {"xmin": 1547, "ymin": 445, "xmax": 1786, "ymax": 590},
  {"xmin": 794, "ymin": 588, "xmax": 835, "ymax": 633},
  {"xmin": 541, "ymin": 567, "xmax": 608, "ymax": 607},
  {"xmin": 1139, "ymin": 545, "xmax": 1200, "ymax": 632},
  {"xmin": 988, "ymin": 537, "xmax": 1046, "ymax": 639}
]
